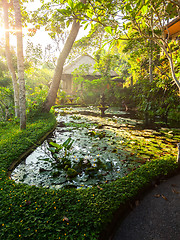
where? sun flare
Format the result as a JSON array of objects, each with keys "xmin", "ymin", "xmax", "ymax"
[
  {"xmin": 0, "ymin": 27, "xmax": 23, "ymax": 40},
  {"xmin": 0, "ymin": 26, "xmax": 5, "ymax": 40}
]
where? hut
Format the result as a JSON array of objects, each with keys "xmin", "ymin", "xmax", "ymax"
[
  {"xmin": 164, "ymin": 16, "xmax": 180, "ymax": 39},
  {"xmin": 61, "ymin": 54, "xmax": 122, "ymax": 94}
]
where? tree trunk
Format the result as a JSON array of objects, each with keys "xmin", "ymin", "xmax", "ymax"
[
  {"xmin": 2, "ymin": 0, "xmax": 20, "ymax": 118},
  {"xmin": 168, "ymin": 55, "xmax": 180, "ymax": 93},
  {"xmin": 161, "ymin": 44, "xmax": 180, "ymax": 92},
  {"xmin": 13, "ymin": 0, "xmax": 26, "ymax": 129},
  {"xmin": 149, "ymin": 39, "xmax": 153, "ymax": 82},
  {"xmin": 42, "ymin": 0, "xmax": 86, "ymax": 112},
  {"xmin": 42, "ymin": 20, "xmax": 81, "ymax": 112}
]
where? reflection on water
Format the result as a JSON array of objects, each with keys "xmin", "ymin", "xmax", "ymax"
[{"xmin": 11, "ymin": 107, "xmax": 179, "ymax": 189}]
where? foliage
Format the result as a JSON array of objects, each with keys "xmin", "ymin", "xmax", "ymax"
[
  {"xmin": 0, "ymin": 53, "xmax": 15, "ymax": 121},
  {"xmin": 15, "ymin": 108, "xmax": 179, "ymax": 189},
  {"xmin": 0, "ymin": 142, "xmax": 178, "ymax": 239},
  {"xmin": 24, "ymin": 62, "xmax": 53, "ymax": 115},
  {"xmin": 0, "ymin": 109, "xmax": 179, "ymax": 239},
  {"xmin": 0, "ymin": 87, "xmax": 14, "ymax": 121},
  {"xmin": 43, "ymin": 133, "xmax": 115, "ymax": 180},
  {"xmin": 57, "ymin": 90, "xmax": 69, "ymax": 105},
  {"xmin": 118, "ymin": 0, "xmax": 180, "ymax": 90},
  {"xmin": 109, "ymin": 86, "xmax": 133, "ymax": 109},
  {"xmin": 69, "ymin": 23, "xmax": 110, "ymax": 60},
  {"xmin": 26, "ymin": 85, "xmax": 49, "ymax": 115},
  {"xmin": 25, "ymin": 41, "xmax": 43, "ymax": 67},
  {"xmin": 0, "ymin": 40, "xmax": 54, "ymax": 120},
  {"xmin": 25, "ymin": 41, "xmax": 57, "ymax": 69},
  {"xmin": 72, "ymin": 51, "xmax": 127, "ymax": 106},
  {"xmin": 49, "ymin": 137, "xmax": 74, "ymax": 162},
  {"xmin": 28, "ymin": 0, "xmax": 71, "ymax": 62},
  {"xmin": 0, "ymin": 112, "xmax": 56, "ymax": 171},
  {"xmin": 132, "ymin": 76, "xmax": 180, "ymax": 123},
  {"xmin": 24, "ymin": 61, "xmax": 53, "ymax": 91},
  {"xmin": 120, "ymin": 36, "xmax": 180, "ymax": 124},
  {"xmin": 0, "ymin": 58, "xmax": 10, "ymax": 85},
  {"xmin": 54, "ymin": 0, "xmax": 180, "ymax": 91}
]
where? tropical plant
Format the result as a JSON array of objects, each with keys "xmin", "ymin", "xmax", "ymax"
[
  {"xmin": 48, "ymin": 137, "xmax": 74, "ymax": 163},
  {"xmin": 0, "ymin": 86, "xmax": 14, "ymax": 121},
  {"xmin": 26, "ymin": 85, "xmax": 49, "ymax": 115}
]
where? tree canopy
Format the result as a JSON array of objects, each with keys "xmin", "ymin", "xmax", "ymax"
[{"xmin": 0, "ymin": 0, "xmax": 179, "ymax": 121}]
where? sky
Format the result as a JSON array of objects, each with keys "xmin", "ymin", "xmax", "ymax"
[
  {"xmin": 0, "ymin": 1, "xmax": 51, "ymax": 50},
  {"xmin": 0, "ymin": 0, "xmax": 88, "ymax": 56},
  {"xmin": 23, "ymin": 0, "xmax": 52, "ymax": 46}
]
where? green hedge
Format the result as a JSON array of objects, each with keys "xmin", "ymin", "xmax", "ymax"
[
  {"xmin": 0, "ymin": 113, "xmax": 179, "ymax": 240},
  {"xmin": 0, "ymin": 113, "xmax": 56, "ymax": 173}
]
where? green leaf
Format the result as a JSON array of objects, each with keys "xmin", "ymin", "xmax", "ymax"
[
  {"xmin": 87, "ymin": 10, "xmax": 93, "ymax": 18},
  {"xmin": 49, "ymin": 142, "xmax": 62, "ymax": 149},
  {"xmin": 84, "ymin": 23, "xmax": 89, "ymax": 30},
  {"xmin": 104, "ymin": 26, "xmax": 112, "ymax": 35},
  {"xmin": 125, "ymin": 3, "xmax": 132, "ymax": 11},
  {"xmin": 141, "ymin": 5, "xmax": 148, "ymax": 15},
  {"xmin": 67, "ymin": 140, "xmax": 74, "ymax": 150},
  {"xmin": 74, "ymin": 2, "xmax": 84, "ymax": 11},
  {"xmin": 48, "ymin": 147, "xmax": 56, "ymax": 153},
  {"xmin": 62, "ymin": 137, "xmax": 74, "ymax": 150},
  {"xmin": 62, "ymin": 138, "xmax": 71, "ymax": 147},
  {"xmin": 68, "ymin": 0, "xmax": 74, "ymax": 8},
  {"xmin": 58, "ymin": 9, "xmax": 69, "ymax": 16},
  {"xmin": 66, "ymin": 20, "xmax": 70, "ymax": 28}
]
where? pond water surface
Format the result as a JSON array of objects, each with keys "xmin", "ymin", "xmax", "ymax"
[{"xmin": 11, "ymin": 107, "xmax": 179, "ymax": 189}]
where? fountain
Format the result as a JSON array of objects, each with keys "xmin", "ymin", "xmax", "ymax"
[{"xmin": 99, "ymin": 93, "xmax": 108, "ymax": 117}]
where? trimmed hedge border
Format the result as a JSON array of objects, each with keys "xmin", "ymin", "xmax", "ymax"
[
  {"xmin": 99, "ymin": 161, "xmax": 180, "ymax": 240},
  {"xmin": 0, "ymin": 112, "xmax": 179, "ymax": 240},
  {"xmin": 7, "ymin": 123, "xmax": 57, "ymax": 176}
]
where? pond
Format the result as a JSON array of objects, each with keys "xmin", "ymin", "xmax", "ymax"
[{"xmin": 11, "ymin": 107, "xmax": 180, "ymax": 189}]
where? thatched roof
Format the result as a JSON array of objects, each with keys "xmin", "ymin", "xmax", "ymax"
[{"xmin": 62, "ymin": 54, "xmax": 118, "ymax": 77}]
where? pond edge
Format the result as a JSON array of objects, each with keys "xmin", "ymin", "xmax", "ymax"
[{"xmin": 7, "ymin": 124, "xmax": 57, "ymax": 178}]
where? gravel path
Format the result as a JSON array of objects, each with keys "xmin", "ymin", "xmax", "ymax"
[{"xmin": 112, "ymin": 174, "xmax": 180, "ymax": 240}]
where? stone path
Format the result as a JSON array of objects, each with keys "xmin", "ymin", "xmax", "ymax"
[{"xmin": 112, "ymin": 174, "xmax": 180, "ymax": 240}]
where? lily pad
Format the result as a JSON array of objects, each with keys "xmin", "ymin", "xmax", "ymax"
[
  {"xmin": 11, "ymin": 106, "xmax": 179, "ymax": 189},
  {"xmin": 66, "ymin": 168, "xmax": 78, "ymax": 178}
]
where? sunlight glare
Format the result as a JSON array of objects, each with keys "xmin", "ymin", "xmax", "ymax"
[
  {"xmin": 0, "ymin": 26, "xmax": 5, "ymax": 40},
  {"xmin": 0, "ymin": 27, "xmax": 22, "ymax": 39}
]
